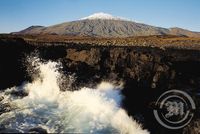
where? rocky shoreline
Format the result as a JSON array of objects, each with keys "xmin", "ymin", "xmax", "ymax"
[{"xmin": 0, "ymin": 36, "xmax": 200, "ymax": 133}]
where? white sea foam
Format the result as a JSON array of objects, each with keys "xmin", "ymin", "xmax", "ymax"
[{"xmin": 0, "ymin": 58, "xmax": 149, "ymax": 134}]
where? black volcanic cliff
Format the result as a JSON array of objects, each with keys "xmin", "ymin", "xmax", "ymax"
[{"xmin": 0, "ymin": 37, "xmax": 200, "ymax": 134}]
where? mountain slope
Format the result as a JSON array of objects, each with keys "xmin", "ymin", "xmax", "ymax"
[
  {"xmin": 14, "ymin": 13, "xmax": 200, "ymax": 37},
  {"xmin": 14, "ymin": 26, "xmax": 45, "ymax": 35},
  {"xmin": 169, "ymin": 27, "xmax": 200, "ymax": 38}
]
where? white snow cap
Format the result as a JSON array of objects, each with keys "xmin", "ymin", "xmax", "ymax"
[{"xmin": 81, "ymin": 12, "xmax": 125, "ymax": 20}]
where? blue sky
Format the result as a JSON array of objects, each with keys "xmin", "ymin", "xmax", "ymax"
[{"xmin": 0, "ymin": 0, "xmax": 199, "ymax": 33}]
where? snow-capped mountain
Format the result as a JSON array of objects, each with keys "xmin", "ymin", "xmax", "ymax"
[
  {"xmin": 80, "ymin": 12, "xmax": 122, "ymax": 20},
  {"xmin": 14, "ymin": 12, "xmax": 200, "ymax": 37}
]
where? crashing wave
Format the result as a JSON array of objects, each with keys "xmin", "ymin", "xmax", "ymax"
[{"xmin": 0, "ymin": 58, "xmax": 149, "ymax": 134}]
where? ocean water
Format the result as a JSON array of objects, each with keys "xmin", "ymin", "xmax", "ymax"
[{"xmin": 0, "ymin": 58, "xmax": 149, "ymax": 134}]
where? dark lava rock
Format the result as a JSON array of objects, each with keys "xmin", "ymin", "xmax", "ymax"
[
  {"xmin": 28, "ymin": 127, "xmax": 47, "ymax": 134},
  {"xmin": 183, "ymin": 119, "xmax": 200, "ymax": 134},
  {"xmin": 1, "ymin": 37, "xmax": 200, "ymax": 134}
]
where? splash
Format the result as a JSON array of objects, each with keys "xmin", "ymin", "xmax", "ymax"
[{"xmin": 0, "ymin": 58, "xmax": 149, "ymax": 134}]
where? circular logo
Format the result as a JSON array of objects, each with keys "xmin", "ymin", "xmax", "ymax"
[{"xmin": 153, "ymin": 90, "xmax": 196, "ymax": 129}]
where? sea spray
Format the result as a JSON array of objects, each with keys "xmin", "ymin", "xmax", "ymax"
[{"xmin": 0, "ymin": 58, "xmax": 149, "ymax": 134}]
